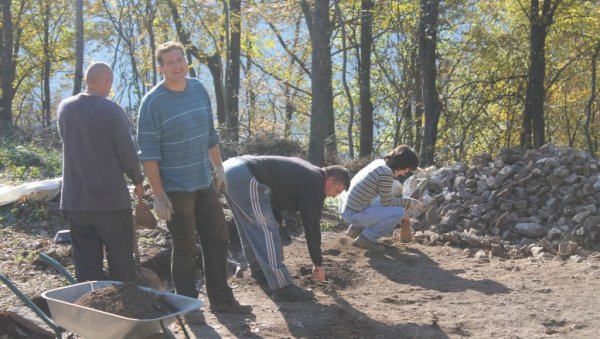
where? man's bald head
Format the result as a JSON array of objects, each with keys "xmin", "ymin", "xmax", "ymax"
[{"xmin": 84, "ymin": 62, "xmax": 113, "ymax": 97}]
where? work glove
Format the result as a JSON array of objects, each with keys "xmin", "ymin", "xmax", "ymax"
[
  {"xmin": 154, "ymin": 192, "xmax": 174, "ymax": 222},
  {"xmin": 312, "ymin": 265, "xmax": 326, "ymax": 282},
  {"xmin": 406, "ymin": 198, "xmax": 424, "ymax": 211},
  {"xmin": 213, "ymin": 166, "xmax": 228, "ymax": 193}
]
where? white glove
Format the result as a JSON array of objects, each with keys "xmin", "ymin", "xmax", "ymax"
[
  {"xmin": 154, "ymin": 192, "xmax": 174, "ymax": 222},
  {"xmin": 407, "ymin": 198, "xmax": 424, "ymax": 211},
  {"xmin": 391, "ymin": 180, "xmax": 403, "ymax": 197},
  {"xmin": 214, "ymin": 166, "xmax": 228, "ymax": 193}
]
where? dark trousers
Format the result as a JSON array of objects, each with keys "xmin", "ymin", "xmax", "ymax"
[
  {"xmin": 166, "ymin": 187, "xmax": 234, "ymax": 305},
  {"xmin": 65, "ymin": 209, "xmax": 136, "ymax": 283}
]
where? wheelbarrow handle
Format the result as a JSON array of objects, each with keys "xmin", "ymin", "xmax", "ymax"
[
  {"xmin": 0, "ymin": 274, "xmax": 64, "ymax": 338},
  {"xmin": 39, "ymin": 252, "xmax": 77, "ymax": 285}
]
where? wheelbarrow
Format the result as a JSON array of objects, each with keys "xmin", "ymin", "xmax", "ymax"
[
  {"xmin": 1, "ymin": 252, "xmax": 199, "ymax": 338},
  {"xmin": 42, "ymin": 280, "xmax": 201, "ymax": 339}
]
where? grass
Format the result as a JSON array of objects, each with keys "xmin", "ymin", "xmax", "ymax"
[{"xmin": 0, "ymin": 143, "xmax": 62, "ymax": 185}]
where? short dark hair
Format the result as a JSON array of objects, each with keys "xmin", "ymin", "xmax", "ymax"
[
  {"xmin": 384, "ymin": 145, "xmax": 419, "ymax": 171},
  {"xmin": 156, "ymin": 41, "xmax": 185, "ymax": 66},
  {"xmin": 323, "ymin": 165, "xmax": 350, "ymax": 189}
]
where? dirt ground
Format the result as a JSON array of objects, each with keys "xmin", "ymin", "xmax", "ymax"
[
  {"xmin": 2, "ymin": 209, "xmax": 600, "ymax": 338},
  {"xmin": 171, "ymin": 232, "xmax": 600, "ymax": 339}
]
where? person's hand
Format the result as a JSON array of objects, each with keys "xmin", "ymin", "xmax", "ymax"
[
  {"xmin": 214, "ymin": 166, "xmax": 228, "ymax": 193},
  {"xmin": 407, "ymin": 198, "xmax": 424, "ymax": 211},
  {"xmin": 312, "ymin": 265, "xmax": 326, "ymax": 282},
  {"xmin": 154, "ymin": 192, "xmax": 173, "ymax": 222},
  {"xmin": 134, "ymin": 183, "xmax": 144, "ymax": 199}
]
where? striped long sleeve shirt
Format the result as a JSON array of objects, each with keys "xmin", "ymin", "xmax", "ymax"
[
  {"xmin": 344, "ymin": 159, "xmax": 413, "ymax": 212},
  {"xmin": 137, "ymin": 78, "xmax": 219, "ymax": 192}
]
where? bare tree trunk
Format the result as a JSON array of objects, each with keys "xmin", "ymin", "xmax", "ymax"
[
  {"xmin": 0, "ymin": 0, "xmax": 15, "ymax": 128},
  {"xmin": 100, "ymin": 0, "xmax": 144, "ymax": 100},
  {"xmin": 521, "ymin": 0, "xmax": 561, "ymax": 149},
  {"xmin": 72, "ymin": 0, "xmax": 84, "ymax": 95},
  {"xmin": 308, "ymin": 0, "xmax": 335, "ymax": 166},
  {"xmin": 165, "ymin": 0, "xmax": 225, "ymax": 125},
  {"xmin": 145, "ymin": 0, "xmax": 157, "ymax": 86},
  {"xmin": 359, "ymin": 0, "xmax": 374, "ymax": 157},
  {"xmin": 42, "ymin": 0, "xmax": 51, "ymax": 127},
  {"xmin": 419, "ymin": 0, "xmax": 441, "ymax": 166},
  {"xmin": 584, "ymin": 45, "xmax": 599, "ymax": 157},
  {"xmin": 244, "ymin": 36, "xmax": 256, "ymax": 135},
  {"xmin": 412, "ymin": 28, "xmax": 423, "ymax": 153},
  {"xmin": 225, "ymin": 0, "xmax": 241, "ymax": 142},
  {"xmin": 334, "ymin": 1, "xmax": 355, "ymax": 158}
]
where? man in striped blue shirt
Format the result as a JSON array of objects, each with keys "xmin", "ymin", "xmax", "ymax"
[
  {"xmin": 339, "ymin": 145, "xmax": 424, "ymax": 252},
  {"xmin": 137, "ymin": 41, "xmax": 250, "ymax": 324}
]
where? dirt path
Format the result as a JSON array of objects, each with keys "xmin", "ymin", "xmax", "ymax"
[
  {"xmin": 165, "ymin": 232, "xmax": 600, "ymax": 339},
  {"xmin": 2, "ymin": 226, "xmax": 600, "ymax": 338}
]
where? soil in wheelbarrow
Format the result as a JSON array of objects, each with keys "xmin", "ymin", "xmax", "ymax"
[{"xmin": 75, "ymin": 282, "xmax": 174, "ymax": 319}]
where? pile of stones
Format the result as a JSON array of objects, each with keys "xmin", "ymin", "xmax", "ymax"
[{"xmin": 407, "ymin": 143, "xmax": 600, "ymax": 260}]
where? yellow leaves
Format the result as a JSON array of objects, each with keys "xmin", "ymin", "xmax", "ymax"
[{"xmin": 263, "ymin": 39, "xmax": 276, "ymax": 50}]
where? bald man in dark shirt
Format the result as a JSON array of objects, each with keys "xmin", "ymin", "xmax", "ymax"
[{"xmin": 58, "ymin": 62, "xmax": 144, "ymax": 282}]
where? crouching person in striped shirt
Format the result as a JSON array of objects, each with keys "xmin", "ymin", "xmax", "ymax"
[{"xmin": 339, "ymin": 145, "xmax": 424, "ymax": 252}]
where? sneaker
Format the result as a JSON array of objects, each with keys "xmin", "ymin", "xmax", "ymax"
[
  {"xmin": 183, "ymin": 309, "xmax": 206, "ymax": 325},
  {"xmin": 345, "ymin": 225, "xmax": 362, "ymax": 238},
  {"xmin": 210, "ymin": 300, "xmax": 253, "ymax": 314},
  {"xmin": 272, "ymin": 284, "xmax": 314, "ymax": 302},
  {"xmin": 353, "ymin": 234, "xmax": 385, "ymax": 252}
]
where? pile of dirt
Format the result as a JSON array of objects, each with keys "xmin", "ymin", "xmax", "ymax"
[{"xmin": 74, "ymin": 282, "xmax": 173, "ymax": 319}]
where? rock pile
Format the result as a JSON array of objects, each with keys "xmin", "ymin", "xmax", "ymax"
[{"xmin": 406, "ymin": 143, "xmax": 600, "ymax": 259}]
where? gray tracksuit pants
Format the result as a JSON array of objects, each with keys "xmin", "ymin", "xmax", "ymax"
[{"xmin": 223, "ymin": 158, "xmax": 292, "ymax": 290}]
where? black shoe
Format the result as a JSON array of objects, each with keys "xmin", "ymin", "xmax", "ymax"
[
  {"xmin": 353, "ymin": 234, "xmax": 385, "ymax": 252},
  {"xmin": 209, "ymin": 300, "xmax": 253, "ymax": 314},
  {"xmin": 272, "ymin": 284, "xmax": 314, "ymax": 302},
  {"xmin": 250, "ymin": 270, "xmax": 268, "ymax": 285}
]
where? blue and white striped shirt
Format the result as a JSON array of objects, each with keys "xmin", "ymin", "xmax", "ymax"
[
  {"xmin": 137, "ymin": 78, "xmax": 219, "ymax": 192},
  {"xmin": 344, "ymin": 159, "xmax": 412, "ymax": 212}
]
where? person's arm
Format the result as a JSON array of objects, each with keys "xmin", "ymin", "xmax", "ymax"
[
  {"xmin": 143, "ymin": 160, "xmax": 164, "ymax": 195},
  {"xmin": 301, "ymin": 208, "xmax": 323, "ymax": 265},
  {"xmin": 300, "ymin": 203, "xmax": 326, "ymax": 281},
  {"xmin": 208, "ymin": 145, "xmax": 223, "ymax": 168},
  {"xmin": 136, "ymin": 94, "xmax": 172, "ymax": 219},
  {"xmin": 113, "ymin": 106, "xmax": 143, "ymax": 185},
  {"xmin": 378, "ymin": 170, "xmax": 420, "ymax": 209}
]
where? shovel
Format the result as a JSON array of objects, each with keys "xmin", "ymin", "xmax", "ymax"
[
  {"xmin": 135, "ymin": 198, "xmax": 158, "ymax": 229},
  {"xmin": 132, "ymin": 224, "xmax": 168, "ymax": 291}
]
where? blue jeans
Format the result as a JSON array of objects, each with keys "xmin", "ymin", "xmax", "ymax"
[{"xmin": 340, "ymin": 198, "xmax": 405, "ymax": 242}]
